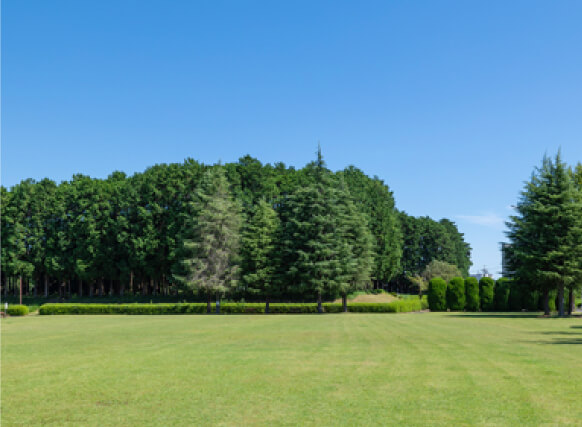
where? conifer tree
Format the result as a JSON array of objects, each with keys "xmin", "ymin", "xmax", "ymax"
[
  {"xmin": 240, "ymin": 199, "xmax": 280, "ymax": 312},
  {"xmin": 506, "ymin": 153, "xmax": 582, "ymax": 316},
  {"xmin": 335, "ymin": 178, "xmax": 375, "ymax": 311},
  {"xmin": 177, "ymin": 167, "xmax": 242, "ymax": 313},
  {"xmin": 281, "ymin": 148, "xmax": 348, "ymax": 312}
]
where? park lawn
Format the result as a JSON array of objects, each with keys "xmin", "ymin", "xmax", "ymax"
[
  {"xmin": 2, "ymin": 313, "xmax": 581, "ymax": 426},
  {"xmin": 333, "ymin": 292, "xmax": 398, "ymax": 303}
]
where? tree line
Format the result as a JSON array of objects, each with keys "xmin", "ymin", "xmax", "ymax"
[{"xmin": 1, "ymin": 151, "xmax": 471, "ymax": 306}]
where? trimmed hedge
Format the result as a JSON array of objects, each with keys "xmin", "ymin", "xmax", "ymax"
[
  {"xmin": 479, "ymin": 277, "xmax": 495, "ymax": 311},
  {"xmin": 494, "ymin": 278, "xmax": 511, "ymax": 311},
  {"xmin": 464, "ymin": 277, "xmax": 480, "ymax": 311},
  {"xmin": 38, "ymin": 300, "xmax": 427, "ymax": 315},
  {"xmin": 6, "ymin": 305, "xmax": 29, "ymax": 316},
  {"xmin": 428, "ymin": 277, "xmax": 447, "ymax": 311},
  {"xmin": 447, "ymin": 277, "xmax": 466, "ymax": 311}
]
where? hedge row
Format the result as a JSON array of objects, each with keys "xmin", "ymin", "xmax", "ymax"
[
  {"xmin": 428, "ymin": 276, "xmax": 556, "ymax": 312},
  {"xmin": 6, "ymin": 305, "xmax": 29, "ymax": 316},
  {"xmin": 38, "ymin": 299, "xmax": 427, "ymax": 315}
]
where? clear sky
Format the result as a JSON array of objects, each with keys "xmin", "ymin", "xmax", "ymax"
[{"xmin": 2, "ymin": 1, "xmax": 582, "ymax": 276}]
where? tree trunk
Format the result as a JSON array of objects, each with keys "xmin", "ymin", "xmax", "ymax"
[
  {"xmin": 19, "ymin": 276, "xmax": 23, "ymax": 305},
  {"xmin": 152, "ymin": 279, "xmax": 156, "ymax": 296},
  {"xmin": 89, "ymin": 281, "xmax": 94, "ymax": 297},
  {"xmin": 207, "ymin": 293, "xmax": 211, "ymax": 314},
  {"xmin": 142, "ymin": 280, "xmax": 147, "ymax": 296},
  {"xmin": 44, "ymin": 275, "xmax": 49, "ymax": 298},
  {"xmin": 558, "ymin": 284, "xmax": 565, "ymax": 317},
  {"xmin": 120, "ymin": 280, "xmax": 125, "ymax": 297},
  {"xmin": 33, "ymin": 277, "xmax": 38, "ymax": 297},
  {"xmin": 342, "ymin": 294, "xmax": 347, "ymax": 313},
  {"xmin": 129, "ymin": 271, "xmax": 134, "ymax": 295},
  {"xmin": 543, "ymin": 289, "xmax": 550, "ymax": 316},
  {"xmin": 79, "ymin": 279, "xmax": 83, "ymax": 297},
  {"xmin": 216, "ymin": 293, "xmax": 220, "ymax": 314},
  {"xmin": 317, "ymin": 292, "xmax": 322, "ymax": 314},
  {"xmin": 265, "ymin": 295, "xmax": 270, "ymax": 314},
  {"xmin": 568, "ymin": 288, "xmax": 574, "ymax": 316}
]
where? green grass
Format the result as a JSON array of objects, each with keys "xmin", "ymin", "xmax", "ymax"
[{"xmin": 2, "ymin": 313, "xmax": 582, "ymax": 426}]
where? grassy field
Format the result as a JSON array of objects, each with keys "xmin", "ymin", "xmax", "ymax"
[{"xmin": 2, "ymin": 313, "xmax": 581, "ymax": 426}]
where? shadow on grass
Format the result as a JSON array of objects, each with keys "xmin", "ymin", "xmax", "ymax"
[
  {"xmin": 448, "ymin": 313, "xmax": 541, "ymax": 319},
  {"xmin": 542, "ymin": 338, "xmax": 582, "ymax": 345}
]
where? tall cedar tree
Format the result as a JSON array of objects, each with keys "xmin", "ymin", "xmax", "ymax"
[
  {"xmin": 506, "ymin": 153, "xmax": 582, "ymax": 316},
  {"xmin": 241, "ymin": 199, "xmax": 280, "ymax": 312},
  {"xmin": 177, "ymin": 168, "xmax": 242, "ymax": 313},
  {"xmin": 335, "ymin": 178, "xmax": 376, "ymax": 311},
  {"xmin": 340, "ymin": 166, "xmax": 401, "ymax": 286},
  {"xmin": 281, "ymin": 149, "xmax": 363, "ymax": 312}
]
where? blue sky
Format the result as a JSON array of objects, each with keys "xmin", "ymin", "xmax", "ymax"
[{"xmin": 3, "ymin": 0, "xmax": 582, "ymax": 276}]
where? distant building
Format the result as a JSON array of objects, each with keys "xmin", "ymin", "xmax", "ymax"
[{"xmin": 470, "ymin": 267, "xmax": 494, "ymax": 281}]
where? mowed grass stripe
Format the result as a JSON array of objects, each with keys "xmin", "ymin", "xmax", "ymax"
[{"xmin": 2, "ymin": 313, "xmax": 581, "ymax": 426}]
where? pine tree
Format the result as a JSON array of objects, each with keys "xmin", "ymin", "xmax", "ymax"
[
  {"xmin": 335, "ymin": 178, "xmax": 375, "ymax": 311},
  {"xmin": 281, "ymin": 149, "xmax": 348, "ymax": 312},
  {"xmin": 177, "ymin": 167, "xmax": 242, "ymax": 313},
  {"xmin": 240, "ymin": 199, "xmax": 280, "ymax": 312},
  {"xmin": 506, "ymin": 153, "xmax": 582, "ymax": 316}
]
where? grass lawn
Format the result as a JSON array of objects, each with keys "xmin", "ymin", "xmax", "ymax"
[
  {"xmin": 333, "ymin": 292, "xmax": 398, "ymax": 304},
  {"xmin": 2, "ymin": 313, "xmax": 582, "ymax": 426}
]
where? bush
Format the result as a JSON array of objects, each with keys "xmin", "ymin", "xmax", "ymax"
[
  {"xmin": 464, "ymin": 277, "xmax": 479, "ymax": 311},
  {"xmin": 428, "ymin": 277, "xmax": 447, "ymax": 311},
  {"xmin": 38, "ymin": 301, "xmax": 425, "ymax": 315},
  {"xmin": 508, "ymin": 280, "xmax": 525, "ymax": 311},
  {"xmin": 479, "ymin": 277, "xmax": 495, "ymax": 311},
  {"xmin": 447, "ymin": 277, "xmax": 466, "ymax": 311},
  {"xmin": 494, "ymin": 278, "xmax": 511, "ymax": 311},
  {"xmin": 6, "ymin": 305, "xmax": 29, "ymax": 316},
  {"xmin": 524, "ymin": 289, "xmax": 540, "ymax": 312}
]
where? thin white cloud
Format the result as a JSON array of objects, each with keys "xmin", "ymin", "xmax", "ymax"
[{"xmin": 456, "ymin": 213, "xmax": 505, "ymax": 229}]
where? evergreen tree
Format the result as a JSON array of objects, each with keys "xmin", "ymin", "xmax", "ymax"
[
  {"xmin": 176, "ymin": 168, "xmax": 242, "ymax": 313},
  {"xmin": 335, "ymin": 178, "xmax": 375, "ymax": 311},
  {"xmin": 240, "ymin": 199, "xmax": 280, "ymax": 312},
  {"xmin": 281, "ymin": 149, "xmax": 350, "ymax": 312},
  {"xmin": 506, "ymin": 153, "xmax": 582, "ymax": 316}
]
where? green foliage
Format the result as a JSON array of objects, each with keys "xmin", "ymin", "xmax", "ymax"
[
  {"xmin": 240, "ymin": 199, "xmax": 280, "ymax": 302},
  {"xmin": 423, "ymin": 260, "xmax": 462, "ymax": 283},
  {"xmin": 340, "ymin": 166, "xmax": 401, "ymax": 283},
  {"xmin": 38, "ymin": 300, "xmax": 425, "ymax": 315},
  {"xmin": 399, "ymin": 214, "xmax": 471, "ymax": 279},
  {"xmin": 464, "ymin": 277, "xmax": 479, "ymax": 311},
  {"xmin": 479, "ymin": 277, "xmax": 495, "ymax": 311},
  {"xmin": 494, "ymin": 278, "xmax": 511, "ymax": 311},
  {"xmin": 6, "ymin": 305, "xmax": 29, "ymax": 316},
  {"xmin": 447, "ymin": 277, "xmax": 466, "ymax": 311},
  {"xmin": 506, "ymin": 152, "xmax": 582, "ymax": 315},
  {"xmin": 1, "ymin": 151, "xmax": 472, "ymax": 303},
  {"xmin": 176, "ymin": 168, "xmax": 242, "ymax": 302},
  {"xmin": 508, "ymin": 280, "xmax": 526, "ymax": 311},
  {"xmin": 428, "ymin": 277, "xmax": 447, "ymax": 311}
]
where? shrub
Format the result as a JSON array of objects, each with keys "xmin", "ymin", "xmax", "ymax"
[
  {"xmin": 6, "ymin": 305, "xmax": 29, "ymax": 316},
  {"xmin": 494, "ymin": 278, "xmax": 511, "ymax": 311},
  {"xmin": 428, "ymin": 277, "xmax": 447, "ymax": 311},
  {"xmin": 464, "ymin": 277, "xmax": 479, "ymax": 311},
  {"xmin": 524, "ymin": 289, "xmax": 540, "ymax": 312},
  {"xmin": 479, "ymin": 277, "xmax": 495, "ymax": 311},
  {"xmin": 38, "ymin": 301, "xmax": 425, "ymax": 315},
  {"xmin": 508, "ymin": 280, "xmax": 525, "ymax": 311},
  {"xmin": 447, "ymin": 277, "xmax": 466, "ymax": 311}
]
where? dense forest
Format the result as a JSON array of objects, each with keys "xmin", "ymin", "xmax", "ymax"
[{"xmin": 1, "ymin": 151, "xmax": 471, "ymax": 301}]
